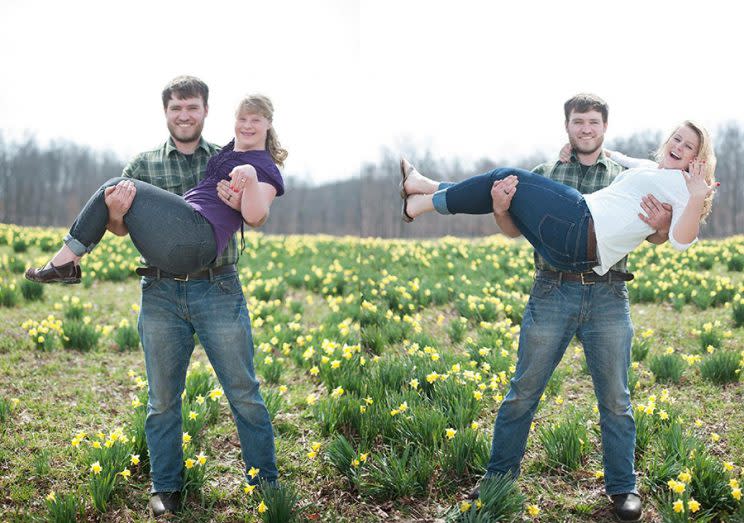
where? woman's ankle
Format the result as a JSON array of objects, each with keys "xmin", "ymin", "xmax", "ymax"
[
  {"xmin": 407, "ymin": 193, "xmax": 435, "ymax": 218},
  {"xmin": 49, "ymin": 245, "xmax": 82, "ymax": 268}
]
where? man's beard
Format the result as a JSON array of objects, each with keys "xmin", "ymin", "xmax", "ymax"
[
  {"xmin": 168, "ymin": 122, "xmax": 203, "ymax": 145},
  {"xmin": 570, "ymin": 136, "xmax": 604, "ymax": 155}
]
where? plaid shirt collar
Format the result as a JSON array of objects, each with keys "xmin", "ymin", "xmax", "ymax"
[
  {"xmin": 164, "ymin": 136, "xmax": 216, "ymax": 157},
  {"xmin": 568, "ymin": 149, "xmax": 613, "ymax": 169}
]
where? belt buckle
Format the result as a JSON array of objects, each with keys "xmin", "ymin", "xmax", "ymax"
[
  {"xmin": 580, "ymin": 272, "xmax": 595, "ymax": 285},
  {"xmin": 174, "ymin": 274, "xmax": 189, "ymax": 282}
]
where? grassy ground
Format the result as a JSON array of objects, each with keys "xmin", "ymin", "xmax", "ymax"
[{"xmin": 1, "ymin": 228, "xmax": 743, "ymax": 522}]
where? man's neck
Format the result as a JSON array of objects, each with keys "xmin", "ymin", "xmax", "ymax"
[
  {"xmin": 576, "ymin": 149, "xmax": 601, "ymax": 167},
  {"xmin": 172, "ymin": 138, "xmax": 200, "ymax": 155}
]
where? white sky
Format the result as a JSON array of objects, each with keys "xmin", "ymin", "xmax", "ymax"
[{"xmin": 2, "ymin": 0, "xmax": 741, "ymax": 184}]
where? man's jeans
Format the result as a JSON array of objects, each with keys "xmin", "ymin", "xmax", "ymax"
[
  {"xmin": 139, "ymin": 273, "xmax": 277, "ymax": 493},
  {"xmin": 486, "ymin": 277, "xmax": 637, "ymax": 496}
]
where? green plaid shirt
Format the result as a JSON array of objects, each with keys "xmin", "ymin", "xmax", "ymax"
[
  {"xmin": 531, "ymin": 151, "xmax": 628, "ymax": 273},
  {"xmin": 122, "ymin": 137, "xmax": 239, "ymax": 268}
]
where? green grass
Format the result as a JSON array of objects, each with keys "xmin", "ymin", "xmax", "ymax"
[{"xmin": 1, "ymin": 226, "xmax": 743, "ymax": 521}]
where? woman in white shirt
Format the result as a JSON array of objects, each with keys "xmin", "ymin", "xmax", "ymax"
[{"xmin": 400, "ymin": 121, "xmax": 717, "ymax": 275}]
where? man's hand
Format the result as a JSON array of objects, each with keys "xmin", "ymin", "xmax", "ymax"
[
  {"xmin": 105, "ymin": 180, "xmax": 136, "ymax": 219},
  {"xmin": 217, "ymin": 179, "xmax": 243, "ymax": 211},
  {"xmin": 640, "ymin": 194, "xmax": 672, "ymax": 244},
  {"xmin": 639, "ymin": 194, "xmax": 672, "ymax": 232},
  {"xmin": 491, "ymin": 176, "xmax": 517, "ymax": 216},
  {"xmin": 105, "ymin": 180, "xmax": 135, "ymax": 236}
]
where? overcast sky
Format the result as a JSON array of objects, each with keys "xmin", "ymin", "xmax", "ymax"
[{"xmin": 2, "ymin": 0, "xmax": 741, "ymax": 184}]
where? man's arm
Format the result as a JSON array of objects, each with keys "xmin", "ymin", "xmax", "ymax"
[
  {"xmin": 106, "ymin": 160, "xmax": 139, "ymax": 236},
  {"xmin": 105, "ymin": 181, "xmax": 136, "ymax": 236},
  {"xmin": 491, "ymin": 176, "xmax": 522, "ymax": 238}
]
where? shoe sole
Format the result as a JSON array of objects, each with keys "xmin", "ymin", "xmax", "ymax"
[
  {"xmin": 614, "ymin": 513, "xmax": 642, "ymax": 523},
  {"xmin": 400, "ymin": 159, "xmax": 414, "ymax": 223},
  {"xmin": 399, "ymin": 159, "xmax": 408, "ymax": 200}
]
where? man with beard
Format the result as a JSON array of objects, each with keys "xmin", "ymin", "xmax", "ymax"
[
  {"xmin": 105, "ymin": 76, "xmax": 278, "ymax": 517},
  {"xmin": 472, "ymin": 94, "xmax": 670, "ymax": 522}
]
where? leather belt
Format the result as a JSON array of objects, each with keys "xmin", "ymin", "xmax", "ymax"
[
  {"xmin": 535, "ymin": 269, "xmax": 634, "ymax": 285},
  {"xmin": 135, "ymin": 264, "xmax": 237, "ymax": 281},
  {"xmin": 587, "ymin": 216, "xmax": 597, "ymax": 263}
]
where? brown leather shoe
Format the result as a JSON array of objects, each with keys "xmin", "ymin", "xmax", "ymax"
[
  {"xmin": 611, "ymin": 493, "xmax": 642, "ymax": 522},
  {"xmin": 148, "ymin": 491, "xmax": 181, "ymax": 517},
  {"xmin": 25, "ymin": 261, "xmax": 81, "ymax": 284}
]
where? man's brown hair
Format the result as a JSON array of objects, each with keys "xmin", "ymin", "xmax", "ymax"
[
  {"xmin": 161, "ymin": 75, "xmax": 209, "ymax": 109},
  {"xmin": 564, "ymin": 93, "xmax": 609, "ymax": 123}
]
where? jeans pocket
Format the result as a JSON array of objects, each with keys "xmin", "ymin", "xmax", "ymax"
[
  {"xmin": 531, "ymin": 279, "xmax": 557, "ymax": 299},
  {"xmin": 538, "ymin": 215, "xmax": 575, "ymax": 261},
  {"xmin": 141, "ymin": 276, "xmax": 159, "ymax": 292},
  {"xmin": 217, "ymin": 276, "xmax": 243, "ymax": 295},
  {"xmin": 610, "ymin": 282, "xmax": 629, "ymax": 300}
]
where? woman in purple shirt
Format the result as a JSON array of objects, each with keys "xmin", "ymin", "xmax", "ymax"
[{"xmin": 26, "ymin": 95, "xmax": 285, "ymax": 283}]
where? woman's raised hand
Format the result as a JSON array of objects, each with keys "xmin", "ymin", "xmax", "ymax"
[
  {"xmin": 217, "ymin": 179, "xmax": 242, "ymax": 210},
  {"xmin": 682, "ymin": 159, "xmax": 715, "ymax": 200},
  {"xmin": 229, "ymin": 165, "xmax": 258, "ymax": 192}
]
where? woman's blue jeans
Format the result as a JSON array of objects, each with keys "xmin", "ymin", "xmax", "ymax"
[
  {"xmin": 64, "ymin": 177, "xmax": 216, "ymax": 274},
  {"xmin": 433, "ymin": 168, "xmax": 597, "ymax": 272}
]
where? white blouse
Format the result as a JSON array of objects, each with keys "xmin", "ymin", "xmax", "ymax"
[{"xmin": 584, "ymin": 152, "xmax": 696, "ymax": 275}]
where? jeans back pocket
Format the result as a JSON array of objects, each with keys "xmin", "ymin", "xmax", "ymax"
[{"xmin": 538, "ymin": 215, "xmax": 575, "ymax": 261}]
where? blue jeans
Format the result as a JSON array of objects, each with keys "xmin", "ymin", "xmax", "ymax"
[
  {"xmin": 139, "ymin": 273, "xmax": 277, "ymax": 492},
  {"xmin": 486, "ymin": 277, "xmax": 637, "ymax": 495},
  {"xmin": 433, "ymin": 168, "xmax": 596, "ymax": 272}
]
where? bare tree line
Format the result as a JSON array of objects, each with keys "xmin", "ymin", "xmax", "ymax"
[{"xmin": 1, "ymin": 125, "xmax": 742, "ymax": 238}]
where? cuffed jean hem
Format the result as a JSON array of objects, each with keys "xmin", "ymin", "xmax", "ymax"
[
  {"xmin": 63, "ymin": 234, "xmax": 95, "ymax": 256},
  {"xmin": 151, "ymin": 484, "xmax": 182, "ymax": 495},
  {"xmin": 433, "ymin": 189, "xmax": 450, "ymax": 215},
  {"xmin": 606, "ymin": 487, "xmax": 639, "ymax": 497}
]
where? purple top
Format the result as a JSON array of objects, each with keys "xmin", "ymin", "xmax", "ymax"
[{"xmin": 184, "ymin": 140, "xmax": 284, "ymax": 257}]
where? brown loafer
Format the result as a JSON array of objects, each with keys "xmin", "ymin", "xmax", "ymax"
[{"xmin": 25, "ymin": 261, "xmax": 81, "ymax": 284}]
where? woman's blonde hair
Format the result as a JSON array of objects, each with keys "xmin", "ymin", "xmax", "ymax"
[
  {"xmin": 655, "ymin": 120, "xmax": 716, "ymax": 221},
  {"xmin": 236, "ymin": 94, "xmax": 288, "ymax": 167}
]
